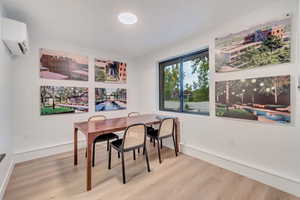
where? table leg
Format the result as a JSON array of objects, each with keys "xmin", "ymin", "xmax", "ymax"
[
  {"xmin": 175, "ymin": 119, "xmax": 180, "ymax": 152},
  {"xmin": 86, "ymin": 135, "xmax": 93, "ymax": 191},
  {"xmin": 74, "ymin": 128, "xmax": 78, "ymax": 165}
]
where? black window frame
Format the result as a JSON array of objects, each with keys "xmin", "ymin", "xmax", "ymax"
[{"xmin": 159, "ymin": 48, "xmax": 209, "ymax": 115}]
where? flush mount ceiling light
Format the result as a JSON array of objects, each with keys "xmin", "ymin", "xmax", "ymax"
[{"xmin": 118, "ymin": 12, "xmax": 138, "ymax": 25}]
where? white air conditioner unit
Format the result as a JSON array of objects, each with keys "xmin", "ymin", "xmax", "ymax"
[{"xmin": 2, "ymin": 18, "xmax": 29, "ymax": 55}]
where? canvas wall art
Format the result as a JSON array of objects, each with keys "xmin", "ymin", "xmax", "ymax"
[
  {"xmin": 95, "ymin": 59, "xmax": 127, "ymax": 83},
  {"xmin": 215, "ymin": 75, "xmax": 290, "ymax": 124},
  {"xmin": 40, "ymin": 48, "xmax": 89, "ymax": 81},
  {"xmin": 40, "ymin": 86, "xmax": 88, "ymax": 115},
  {"xmin": 95, "ymin": 88, "xmax": 127, "ymax": 111},
  {"xmin": 215, "ymin": 16, "xmax": 291, "ymax": 73}
]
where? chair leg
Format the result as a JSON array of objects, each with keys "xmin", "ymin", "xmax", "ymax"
[
  {"xmin": 156, "ymin": 138, "xmax": 162, "ymax": 163},
  {"xmin": 92, "ymin": 142, "xmax": 96, "ymax": 167},
  {"xmin": 160, "ymin": 139, "xmax": 163, "ymax": 149},
  {"xmin": 116, "ymin": 136, "xmax": 120, "ymax": 158},
  {"xmin": 138, "ymin": 147, "xmax": 140, "ymax": 154},
  {"xmin": 133, "ymin": 149, "xmax": 136, "ymax": 160},
  {"xmin": 107, "ymin": 139, "xmax": 109, "ymax": 151},
  {"xmin": 85, "ymin": 148, "xmax": 87, "ymax": 158},
  {"xmin": 143, "ymin": 145, "xmax": 145, "ymax": 155},
  {"xmin": 108, "ymin": 144, "xmax": 112, "ymax": 169},
  {"xmin": 172, "ymin": 134, "xmax": 178, "ymax": 157},
  {"xmin": 121, "ymin": 152, "xmax": 126, "ymax": 184},
  {"xmin": 144, "ymin": 145, "xmax": 150, "ymax": 172},
  {"xmin": 153, "ymin": 139, "xmax": 156, "ymax": 147}
]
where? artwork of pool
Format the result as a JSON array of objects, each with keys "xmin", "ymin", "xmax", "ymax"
[
  {"xmin": 96, "ymin": 101, "xmax": 126, "ymax": 111},
  {"xmin": 243, "ymin": 108, "xmax": 290, "ymax": 123}
]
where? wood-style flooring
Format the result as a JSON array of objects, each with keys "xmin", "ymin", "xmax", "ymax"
[{"xmin": 4, "ymin": 143, "xmax": 300, "ymax": 200}]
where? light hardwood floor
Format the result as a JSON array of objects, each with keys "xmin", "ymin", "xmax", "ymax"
[{"xmin": 4, "ymin": 143, "xmax": 300, "ymax": 200}]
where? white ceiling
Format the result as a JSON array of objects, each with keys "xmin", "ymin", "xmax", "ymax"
[{"xmin": 3, "ymin": 0, "xmax": 273, "ymax": 59}]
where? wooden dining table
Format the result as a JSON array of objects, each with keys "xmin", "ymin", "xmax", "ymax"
[{"xmin": 73, "ymin": 114, "xmax": 180, "ymax": 191}]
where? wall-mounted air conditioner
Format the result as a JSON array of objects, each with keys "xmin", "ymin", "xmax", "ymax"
[{"xmin": 2, "ymin": 17, "xmax": 29, "ymax": 55}]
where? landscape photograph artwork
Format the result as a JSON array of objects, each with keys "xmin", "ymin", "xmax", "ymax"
[
  {"xmin": 40, "ymin": 86, "xmax": 88, "ymax": 115},
  {"xmin": 40, "ymin": 48, "xmax": 89, "ymax": 81},
  {"xmin": 215, "ymin": 16, "xmax": 291, "ymax": 73},
  {"xmin": 215, "ymin": 75, "xmax": 290, "ymax": 124},
  {"xmin": 95, "ymin": 59, "xmax": 127, "ymax": 83},
  {"xmin": 95, "ymin": 88, "xmax": 127, "ymax": 111}
]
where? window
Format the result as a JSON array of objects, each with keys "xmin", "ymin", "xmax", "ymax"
[{"xmin": 159, "ymin": 49, "xmax": 209, "ymax": 115}]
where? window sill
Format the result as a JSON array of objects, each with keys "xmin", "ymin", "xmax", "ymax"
[{"xmin": 159, "ymin": 109, "xmax": 210, "ymax": 116}]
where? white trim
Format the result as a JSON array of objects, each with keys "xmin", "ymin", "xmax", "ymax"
[
  {"xmin": 14, "ymin": 140, "xmax": 86, "ymax": 164},
  {"xmin": 0, "ymin": 159, "xmax": 15, "ymax": 200},
  {"xmin": 180, "ymin": 144, "xmax": 300, "ymax": 197}
]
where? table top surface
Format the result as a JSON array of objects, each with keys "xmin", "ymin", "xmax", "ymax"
[{"xmin": 74, "ymin": 114, "xmax": 174, "ymax": 134}]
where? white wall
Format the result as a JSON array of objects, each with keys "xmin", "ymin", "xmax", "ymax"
[
  {"xmin": 11, "ymin": 34, "xmax": 141, "ymax": 161},
  {"xmin": 4, "ymin": 0, "xmax": 300, "ymax": 197},
  {"xmin": 0, "ymin": 2, "xmax": 14, "ymax": 199},
  {"xmin": 134, "ymin": 0, "xmax": 300, "ymax": 196}
]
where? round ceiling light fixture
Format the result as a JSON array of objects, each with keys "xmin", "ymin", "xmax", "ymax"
[{"xmin": 118, "ymin": 12, "xmax": 138, "ymax": 25}]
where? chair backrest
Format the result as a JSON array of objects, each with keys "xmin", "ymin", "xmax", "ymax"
[
  {"xmin": 158, "ymin": 118, "xmax": 175, "ymax": 137},
  {"xmin": 88, "ymin": 115, "xmax": 106, "ymax": 122},
  {"xmin": 128, "ymin": 112, "xmax": 140, "ymax": 117},
  {"xmin": 122, "ymin": 124, "xmax": 146, "ymax": 149}
]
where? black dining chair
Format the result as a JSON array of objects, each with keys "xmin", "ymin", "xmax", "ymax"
[
  {"xmin": 108, "ymin": 123, "xmax": 151, "ymax": 184},
  {"xmin": 128, "ymin": 112, "xmax": 157, "ymax": 146},
  {"xmin": 146, "ymin": 118, "xmax": 178, "ymax": 163},
  {"xmin": 88, "ymin": 115, "xmax": 119, "ymax": 167}
]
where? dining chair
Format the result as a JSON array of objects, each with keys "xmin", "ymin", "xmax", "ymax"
[
  {"xmin": 128, "ymin": 112, "xmax": 142, "ymax": 154},
  {"xmin": 88, "ymin": 115, "xmax": 119, "ymax": 167},
  {"xmin": 127, "ymin": 112, "xmax": 156, "ymax": 147},
  {"xmin": 146, "ymin": 118, "xmax": 178, "ymax": 163},
  {"xmin": 128, "ymin": 112, "xmax": 157, "ymax": 146},
  {"xmin": 108, "ymin": 123, "xmax": 151, "ymax": 184}
]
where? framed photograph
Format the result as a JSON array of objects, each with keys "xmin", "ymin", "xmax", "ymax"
[
  {"xmin": 40, "ymin": 86, "xmax": 88, "ymax": 115},
  {"xmin": 215, "ymin": 16, "xmax": 291, "ymax": 73},
  {"xmin": 95, "ymin": 88, "xmax": 127, "ymax": 111},
  {"xmin": 215, "ymin": 75, "xmax": 290, "ymax": 124},
  {"xmin": 95, "ymin": 59, "xmax": 127, "ymax": 83},
  {"xmin": 40, "ymin": 48, "xmax": 89, "ymax": 81}
]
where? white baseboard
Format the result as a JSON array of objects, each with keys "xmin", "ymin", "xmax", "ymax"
[
  {"xmin": 14, "ymin": 140, "xmax": 86, "ymax": 164},
  {"xmin": 180, "ymin": 144, "xmax": 300, "ymax": 198},
  {"xmin": 0, "ymin": 159, "xmax": 15, "ymax": 200}
]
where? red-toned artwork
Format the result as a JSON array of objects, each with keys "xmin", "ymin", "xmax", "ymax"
[
  {"xmin": 95, "ymin": 59, "xmax": 127, "ymax": 83},
  {"xmin": 40, "ymin": 48, "xmax": 88, "ymax": 81}
]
